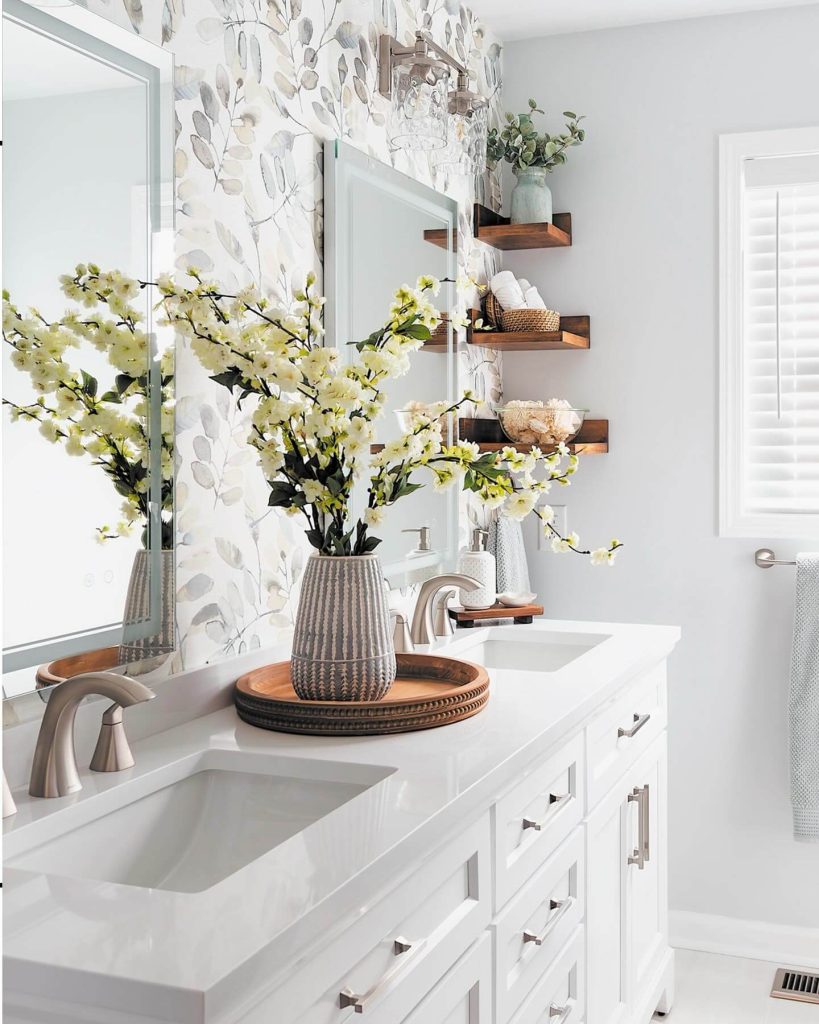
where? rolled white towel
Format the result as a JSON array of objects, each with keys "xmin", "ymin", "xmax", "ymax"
[
  {"xmin": 524, "ymin": 286, "xmax": 547, "ymax": 309},
  {"xmin": 518, "ymin": 278, "xmax": 532, "ymax": 293},
  {"xmin": 490, "ymin": 270, "xmax": 527, "ymax": 310}
]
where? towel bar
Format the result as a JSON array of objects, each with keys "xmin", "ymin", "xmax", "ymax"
[{"xmin": 755, "ymin": 548, "xmax": 796, "ymax": 568}]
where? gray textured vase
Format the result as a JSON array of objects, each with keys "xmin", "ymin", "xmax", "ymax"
[
  {"xmin": 291, "ymin": 553, "xmax": 396, "ymax": 701},
  {"xmin": 510, "ymin": 165, "xmax": 553, "ymax": 224},
  {"xmin": 119, "ymin": 549, "xmax": 176, "ymax": 665}
]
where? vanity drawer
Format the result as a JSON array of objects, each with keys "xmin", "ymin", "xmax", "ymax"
[
  {"xmin": 494, "ymin": 733, "xmax": 583, "ymax": 908},
  {"xmin": 586, "ymin": 665, "xmax": 666, "ymax": 808},
  {"xmin": 401, "ymin": 934, "xmax": 492, "ymax": 1024},
  {"xmin": 261, "ymin": 813, "xmax": 491, "ymax": 1024},
  {"xmin": 493, "ymin": 828, "xmax": 584, "ymax": 1024},
  {"xmin": 508, "ymin": 927, "xmax": 585, "ymax": 1024}
]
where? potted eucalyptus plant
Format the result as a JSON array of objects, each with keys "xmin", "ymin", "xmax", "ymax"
[{"xmin": 487, "ymin": 100, "xmax": 586, "ymax": 224}]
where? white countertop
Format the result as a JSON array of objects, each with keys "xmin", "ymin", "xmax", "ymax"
[{"xmin": 2, "ymin": 619, "xmax": 679, "ymax": 1023}]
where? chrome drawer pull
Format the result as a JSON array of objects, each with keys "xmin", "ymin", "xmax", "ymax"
[
  {"xmin": 618, "ymin": 712, "xmax": 650, "ymax": 739},
  {"xmin": 339, "ymin": 936, "xmax": 425, "ymax": 1013},
  {"xmin": 549, "ymin": 1001, "xmax": 573, "ymax": 1022},
  {"xmin": 522, "ymin": 896, "xmax": 574, "ymax": 946},
  {"xmin": 522, "ymin": 792, "xmax": 571, "ymax": 831},
  {"xmin": 627, "ymin": 785, "xmax": 650, "ymax": 870}
]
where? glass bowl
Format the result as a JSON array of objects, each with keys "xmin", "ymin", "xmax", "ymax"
[
  {"xmin": 395, "ymin": 403, "xmax": 449, "ymax": 433},
  {"xmin": 494, "ymin": 402, "xmax": 586, "ymax": 447}
]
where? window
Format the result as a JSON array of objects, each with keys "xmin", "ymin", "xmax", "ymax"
[{"xmin": 720, "ymin": 127, "xmax": 819, "ymax": 538}]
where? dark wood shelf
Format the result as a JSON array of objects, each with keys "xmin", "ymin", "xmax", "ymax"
[
  {"xmin": 424, "ymin": 227, "xmax": 456, "ymax": 251},
  {"xmin": 473, "ymin": 418, "xmax": 608, "ymax": 456},
  {"xmin": 372, "ymin": 419, "xmax": 608, "ymax": 456},
  {"xmin": 469, "ymin": 315, "xmax": 590, "ymax": 351},
  {"xmin": 473, "ymin": 203, "xmax": 572, "ymax": 250}
]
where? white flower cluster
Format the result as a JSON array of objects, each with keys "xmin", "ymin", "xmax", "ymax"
[{"xmin": 3, "ymin": 265, "xmax": 174, "ymax": 545}]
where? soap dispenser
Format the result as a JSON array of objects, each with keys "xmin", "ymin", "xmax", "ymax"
[{"xmin": 458, "ymin": 528, "xmax": 496, "ymax": 609}]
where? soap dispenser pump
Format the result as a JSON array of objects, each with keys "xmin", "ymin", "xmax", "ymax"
[{"xmin": 458, "ymin": 528, "xmax": 496, "ymax": 610}]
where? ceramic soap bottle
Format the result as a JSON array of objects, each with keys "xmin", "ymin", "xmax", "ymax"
[{"xmin": 458, "ymin": 528, "xmax": 496, "ymax": 610}]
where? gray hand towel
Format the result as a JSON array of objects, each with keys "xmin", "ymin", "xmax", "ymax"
[
  {"xmin": 790, "ymin": 553, "xmax": 819, "ymax": 841},
  {"xmin": 488, "ymin": 516, "xmax": 531, "ymax": 595}
]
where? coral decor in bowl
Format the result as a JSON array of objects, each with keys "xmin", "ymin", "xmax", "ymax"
[
  {"xmin": 395, "ymin": 401, "xmax": 451, "ymax": 434},
  {"xmin": 494, "ymin": 400, "xmax": 586, "ymax": 448}
]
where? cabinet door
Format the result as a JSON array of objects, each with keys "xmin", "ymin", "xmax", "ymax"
[
  {"xmin": 401, "ymin": 934, "xmax": 492, "ymax": 1024},
  {"xmin": 626, "ymin": 736, "xmax": 668, "ymax": 1009},
  {"xmin": 585, "ymin": 778, "xmax": 629, "ymax": 1024}
]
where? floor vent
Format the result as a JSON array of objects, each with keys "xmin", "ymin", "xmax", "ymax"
[{"xmin": 771, "ymin": 968, "xmax": 819, "ymax": 1004}]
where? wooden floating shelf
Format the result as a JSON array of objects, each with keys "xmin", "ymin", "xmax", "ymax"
[
  {"xmin": 473, "ymin": 419, "xmax": 609, "ymax": 456},
  {"xmin": 424, "ymin": 227, "xmax": 456, "ymax": 250},
  {"xmin": 372, "ymin": 419, "xmax": 608, "ymax": 456},
  {"xmin": 473, "ymin": 203, "xmax": 572, "ymax": 250},
  {"xmin": 470, "ymin": 315, "xmax": 590, "ymax": 351}
]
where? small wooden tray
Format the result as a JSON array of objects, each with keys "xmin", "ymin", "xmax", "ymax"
[
  {"xmin": 234, "ymin": 653, "xmax": 489, "ymax": 736},
  {"xmin": 449, "ymin": 603, "xmax": 544, "ymax": 627}
]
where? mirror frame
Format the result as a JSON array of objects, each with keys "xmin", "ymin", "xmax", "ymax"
[
  {"xmin": 2, "ymin": 0, "xmax": 175, "ymax": 675},
  {"xmin": 323, "ymin": 139, "xmax": 460, "ymax": 586}
]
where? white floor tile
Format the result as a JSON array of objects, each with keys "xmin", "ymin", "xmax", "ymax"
[{"xmin": 656, "ymin": 950, "xmax": 818, "ymax": 1023}]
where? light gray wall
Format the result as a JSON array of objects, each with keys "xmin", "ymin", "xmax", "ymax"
[{"xmin": 502, "ymin": 5, "xmax": 819, "ymax": 930}]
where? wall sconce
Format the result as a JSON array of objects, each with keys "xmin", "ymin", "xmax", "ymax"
[{"xmin": 379, "ymin": 32, "xmax": 487, "ymax": 166}]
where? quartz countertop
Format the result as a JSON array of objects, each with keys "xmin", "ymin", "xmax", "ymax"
[{"xmin": 3, "ymin": 619, "xmax": 679, "ymax": 1023}]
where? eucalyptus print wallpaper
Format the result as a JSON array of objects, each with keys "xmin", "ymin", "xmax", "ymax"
[{"xmin": 84, "ymin": 0, "xmax": 504, "ymax": 672}]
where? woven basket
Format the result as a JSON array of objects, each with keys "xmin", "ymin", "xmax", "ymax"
[
  {"xmin": 500, "ymin": 308, "xmax": 561, "ymax": 333},
  {"xmin": 485, "ymin": 291, "xmax": 503, "ymax": 328}
]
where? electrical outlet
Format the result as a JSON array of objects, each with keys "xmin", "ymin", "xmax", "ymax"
[{"xmin": 536, "ymin": 504, "xmax": 567, "ymax": 551}]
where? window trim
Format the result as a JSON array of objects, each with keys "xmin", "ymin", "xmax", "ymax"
[{"xmin": 718, "ymin": 126, "xmax": 819, "ymax": 539}]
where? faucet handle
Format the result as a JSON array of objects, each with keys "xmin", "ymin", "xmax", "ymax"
[
  {"xmin": 89, "ymin": 702, "xmax": 137, "ymax": 773},
  {"xmin": 390, "ymin": 609, "xmax": 415, "ymax": 654}
]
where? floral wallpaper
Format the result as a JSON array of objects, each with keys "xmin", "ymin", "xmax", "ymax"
[{"xmin": 83, "ymin": 0, "xmax": 504, "ymax": 673}]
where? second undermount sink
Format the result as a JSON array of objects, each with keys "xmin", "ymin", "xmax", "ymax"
[
  {"xmin": 8, "ymin": 751, "xmax": 394, "ymax": 893},
  {"xmin": 458, "ymin": 629, "xmax": 609, "ymax": 673}
]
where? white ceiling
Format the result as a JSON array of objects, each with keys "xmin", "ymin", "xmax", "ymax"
[{"xmin": 469, "ymin": 0, "xmax": 818, "ymax": 40}]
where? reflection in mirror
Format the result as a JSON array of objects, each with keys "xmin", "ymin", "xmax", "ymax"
[
  {"xmin": 2, "ymin": 0, "xmax": 174, "ymax": 699},
  {"xmin": 325, "ymin": 141, "xmax": 460, "ymax": 589}
]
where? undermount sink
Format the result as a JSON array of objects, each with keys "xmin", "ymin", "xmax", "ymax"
[
  {"xmin": 8, "ymin": 751, "xmax": 394, "ymax": 893},
  {"xmin": 459, "ymin": 629, "xmax": 609, "ymax": 673}
]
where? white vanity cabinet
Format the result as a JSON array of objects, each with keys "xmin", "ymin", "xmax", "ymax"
[
  {"xmin": 267, "ymin": 660, "xmax": 672, "ymax": 1024},
  {"xmin": 3, "ymin": 623, "xmax": 678, "ymax": 1024}
]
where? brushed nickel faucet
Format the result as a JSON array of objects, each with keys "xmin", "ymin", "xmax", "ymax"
[
  {"xmin": 29, "ymin": 671, "xmax": 156, "ymax": 799},
  {"xmin": 410, "ymin": 573, "xmax": 481, "ymax": 646}
]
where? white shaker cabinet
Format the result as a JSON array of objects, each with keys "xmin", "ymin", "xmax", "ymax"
[{"xmin": 586, "ymin": 733, "xmax": 671, "ymax": 1024}]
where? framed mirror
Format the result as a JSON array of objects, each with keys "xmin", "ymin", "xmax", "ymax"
[
  {"xmin": 2, "ymin": 0, "xmax": 175, "ymax": 698},
  {"xmin": 324, "ymin": 140, "xmax": 460, "ymax": 589}
]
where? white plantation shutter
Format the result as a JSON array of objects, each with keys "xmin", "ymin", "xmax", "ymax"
[
  {"xmin": 720, "ymin": 129, "xmax": 819, "ymax": 538},
  {"xmin": 743, "ymin": 181, "xmax": 819, "ymax": 516}
]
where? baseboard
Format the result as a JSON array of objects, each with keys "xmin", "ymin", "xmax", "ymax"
[{"xmin": 670, "ymin": 910, "xmax": 819, "ymax": 970}]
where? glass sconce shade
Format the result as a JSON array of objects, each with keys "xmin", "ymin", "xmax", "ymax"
[
  {"xmin": 389, "ymin": 61, "xmax": 450, "ymax": 151},
  {"xmin": 432, "ymin": 110, "xmax": 473, "ymax": 175},
  {"xmin": 469, "ymin": 105, "xmax": 488, "ymax": 178}
]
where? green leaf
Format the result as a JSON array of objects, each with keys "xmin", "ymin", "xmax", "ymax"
[
  {"xmin": 115, "ymin": 373, "xmax": 134, "ymax": 395},
  {"xmin": 267, "ymin": 480, "xmax": 296, "ymax": 507},
  {"xmin": 563, "ymin": 111, "xmax": 576, "ymax": 118},
  {"xmin": 210, "ymin": 369, "xmax": 243, "ymax": 392},
  {"xmin": 362, "ymin": 535, "xmax": 382, "ymax": 552},
  {"xmin": 99, "ymin": 391, "xmax": 121, "ymax": 404},
  {"xmin": 81, "ymin": 370, "xmax": 98, "ymax": 398},
  {"xmin": 305, "ymin": 529, "xmax": 324, "ymax": 550}
]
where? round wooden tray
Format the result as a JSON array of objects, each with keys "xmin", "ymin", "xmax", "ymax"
[{"xmin": 234, "ymin": 653, "xmax": 489, "ymax": 736}]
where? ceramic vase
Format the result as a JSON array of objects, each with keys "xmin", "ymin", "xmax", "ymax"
[
  {"xmin": 510, "ymin": 165, "xmax": 553, "ymax": 224},
  {"xmin": 119, "ymin": 549, "xmax": 176, "ymax": 665},
  {"xmin": 291, "ymin": 553, "xmax": 396, "ymax": 701}
]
